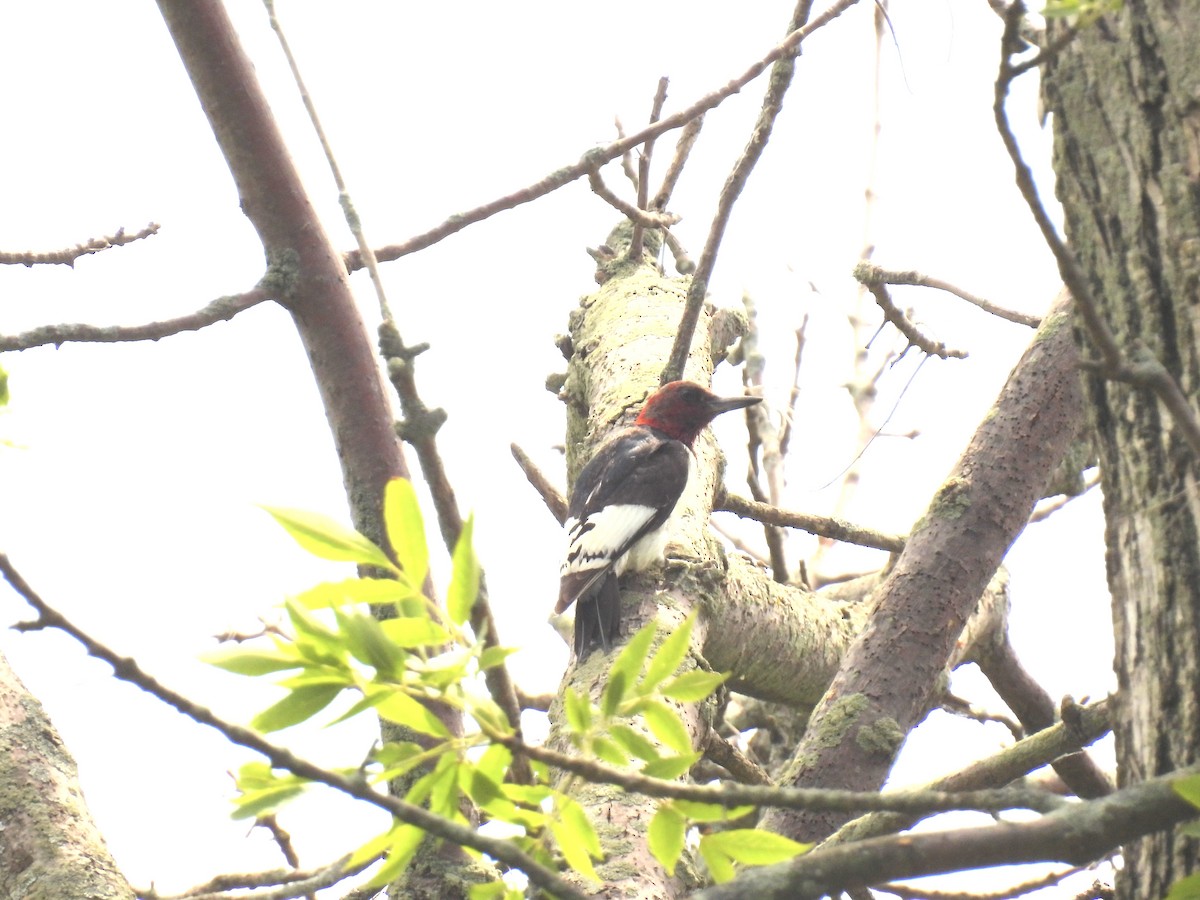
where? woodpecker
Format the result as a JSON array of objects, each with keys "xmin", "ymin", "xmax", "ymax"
[{"xmin": 556, "ymin": 381, "xmax": 761, "ymax": 658}]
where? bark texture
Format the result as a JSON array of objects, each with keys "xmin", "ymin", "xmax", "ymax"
[
  {"xmin": 1044, "ymin": 7, "xmax": 1200, "ymax": 897},
  {"xmin": 0, "ymin": 652, "xmax": 132, "ymax": 899}
]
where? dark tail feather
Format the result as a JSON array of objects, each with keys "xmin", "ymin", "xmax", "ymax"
[{"xmin": 574, "ymin": 574, "xmax": 621, "ymax": 658}]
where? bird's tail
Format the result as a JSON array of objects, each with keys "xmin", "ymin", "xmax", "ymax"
[{"xmin": 574, "ymin": 573, "xmax": 621, "ymax": 658}]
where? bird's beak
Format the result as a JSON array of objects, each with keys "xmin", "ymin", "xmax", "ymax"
[{"xmin": 708, "ymin": 394, "xmax": 762, "ymax": 415}]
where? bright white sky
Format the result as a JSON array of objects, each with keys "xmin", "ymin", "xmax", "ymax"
[{"xmin": 0, "ymin": 2, "xmax": 1110, "ymax": 896}]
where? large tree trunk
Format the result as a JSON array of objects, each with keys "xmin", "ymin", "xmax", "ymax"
[{"xmin": 1043, "ymin": 6, "xmax": 1200, "ymax": 897}]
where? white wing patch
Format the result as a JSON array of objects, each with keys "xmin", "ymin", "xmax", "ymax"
[{"xmin": 561, "ymin": 504, "xmax": 657, "ymax": 576}]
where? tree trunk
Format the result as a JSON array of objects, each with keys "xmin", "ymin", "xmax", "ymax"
[{"xmin": 1043, "ymin": 6, "xmax": 1200, "ymax": 897}]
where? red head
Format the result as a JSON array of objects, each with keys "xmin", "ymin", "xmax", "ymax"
[{"xmin": 634, "ymin": 381, "xmax": 761, "ymax": 446}]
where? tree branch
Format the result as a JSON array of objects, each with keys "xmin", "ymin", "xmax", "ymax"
[
  {"xmin": 694, "ymin": 760, "xmax": 1196, "ymax": 900},
  {"xmin": 717, "ymin": 491, "xmax": 905, "ymax": 553},
  {"xmin": 0, "ymin": 288, "xmax": 272, "ymax": 351},
  {"xmin": 0, "ymin": 223, "xmax": 160, "ymax": 267}
]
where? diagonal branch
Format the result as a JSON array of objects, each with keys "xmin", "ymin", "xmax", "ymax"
[{"xmin": 761, "ymin": 290, "xmax": 1085, "ymax": 842}]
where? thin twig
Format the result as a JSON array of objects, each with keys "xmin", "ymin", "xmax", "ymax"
[
  {"xmin": 265, "ymin": 0, "xmax": 394, "ymax": 322},
  {"xmin": 586, "ymin": 167, "xmax": 680, "ymax": 229},
  {"xmin": 629, "ymin": 78, "xmax": 670, "ymax": 263},
  {"xmin": 717, "ymin": 491, "xmax": 906, "ymax": 553},
  {"xmin": 613, "ymin": 117, "xmax": 641, "ymax": 190},
  {"xmin": 490, "ymin": 731, "xmax": 1065, "ymax": 816},
  {"xmin": 878, "ymin": 864, "xmax": 1089, "ymax": 900},
  {"xmin": 0, "ymin": 223, "xmax": 160, "ymax": 267},
  {"xmin": 776, "ymin": 316, "xmax": 809, "ymax": 458},
  {"xmin": 510, "ymin": 442, "xmax": 568, "ymax": 525},
  {"xmin": 0, "ymin": 555, "xmax": 583, "ymax": 900},
  {"xmin": 348, "ymin": 0, "xmax": 863, "ymax": 274},
  {"xmin": 860, "ymin": 264, "xmax": 1041, "ymax": 328},
  {"xmin": 0, "ymin": 288, "xmax": 271, "ymax": 351},
  {"xmin": 136, "ymin": 852, "xmax": 378, "ymax": 900},
  {"xmin": 1028, "ymin": 470, "xmax": 1100, "ymax": 523},
  {"xmin": 664, "ymin": 0, "xmax": 862, "ymax": 383},
  {"xmin": 854, "ymin": 264, "xmax": 969, "ymax": 359},
  {"xmin": 652, "ymin": 115, "xmax": 705, "ymax": 212}
]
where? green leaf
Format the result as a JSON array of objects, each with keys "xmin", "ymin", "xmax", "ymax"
[
  {"xmin": 366, "ymin": 823, "xmax": 426, "ymax": 888},
  {"xmin": 701, "ymin": 829, "xmax": 810, "ymax": 866},
  {"xmin": 642, "ymin": 615, "xmax": 695, "ymax": 692},
  {"xmin": 564, "ymin": 688, "xmax": 592, "ymax": 735},
  {"xmin": 1166, "ymin": 873, "xmax": 1200, "ymax": 900},
  {"xmin": 1174, "ymin": 774, "xmax": 1200, "ymax": 809},
  {"xmin": 610, "ymin": 620, "xmax": 657, "ymax": 687},
  {"xmin": 479, "ymin": 644, "xmax": 518, "ymax": 670},
  {"xmin": 232, "ymin": 782, "xmax": 307, "ymax": 819},
  {"xmin": 203, "ymin": 647, "xmax": 302, "ymax": 676},
  {"xmin": 446, "ymin": 515, "xmax": 480, "ymax": 626},
  {"xmin": 600, "ymin": 668, "xmax": 628, "ymax": 719},
  {"xmin": 648, "ymin": 805, "xmax": 687, "ymax": 875},
  {"xmin": 475, "ymin": 743, "xmax": 513, "ymax": 785},
  {"xmin": 335, "ymin": 608, "xmax": 404, "ymax": 676},
  {"xmin": 699, "ymin": 834, "xmax": 736, "ymax": 883},
  {"xmin": 592, "ymin": 736, "xmax": 629, "ymax": 767},
  {"xmin": 374, "ymin": 688, "xmax": 452, "ymax": 738},
  {"xmin": 251, "ymin": 683, "xmax": 343, "ymax": 732},
  {"xmin": 468, "ymin": 882, "xmax": 509, "ymax": 900},
  {"xmin": 661, "ymin": 669, "xmax": 729, "ymax": 702},
  {"xmin": 285, "ymin": 601, "xmax": 346, "ymax": 665},
  {"xmin": 263, "ymin": 504, "xmax": 395, "ymax": 570},
  {"xmin": 641, "ymin": 752, "xmax": 700, "ymax": 780},
  {"xmin": 0, "ymin": 365, "xmax": 8, "ymax": 407},
  {"xmin": 348, "ymin": 827, "xmax": 398, "ymax": 869},
  {"xmin": 461, "ymin": 760, "xmax": 504, "ymax": 807},
  {"xmin": 673, "ymin": 800, "xmax": 755, "ymax": 822},
  {"xmin": 381, "ymin": 616, "xmax": 449, "ymax": 648},
  {"xmin": 293, "ymin": 576, "xmax": 412, "ymax": 610},
  {"xmin": 609, "ymin": 724, "xmax": 659, "ymax": 762},
  {"xmin": 640, "ymin": 699, "xmax": 693, "ymax": 755},
  {"xmin": 551, "ymin": 800, "xmax": 601, "ymax": 881},
  {"xmin": 384, "ymin": 478, "xmax": 430, "ymax": 591}
]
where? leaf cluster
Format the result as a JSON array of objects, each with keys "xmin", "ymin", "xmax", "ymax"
[{"xmin": 207, "ymin": 478, "xmax": 806, "ymax": 892}]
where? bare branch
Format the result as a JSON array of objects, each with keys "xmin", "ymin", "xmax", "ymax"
[
  {"xmin": 859, "ymin": 263, "xmax": 1042, "ymax": 328},
  {"xmin": 1028, "ymin": 470, "xmax": 1100, "ymax": 524},
  {"xmin": 510, "ymin": 442, "xmax": 568, "ymax": 525},
  {"xmin": 854, "ymin": 263, "xmax": 970, "ymax": 359},
  {"xmin": 651, "ymin": 115, "xmax": 705, "ymax": 211},
  {"xmin": 586, "ymin": 167, "xmax": 680, "ymax": 230},
  {"xmin": 0, "ymin": 223, "xmax": 160, "ymax": 267},
  {"xmin": 0, "ymin": 288, "xmax": 272, "ymax": 352},
  {"xmin": 717, "ymin": 491, "xmax": 906, "ymax": 553},
  {"xmin": 629, "ymin": 77, "xmax": 670, "ymax": 262},
  {"xmin": 491, "ymin": 732, "xmax": 1065, "ymax": 816}
]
